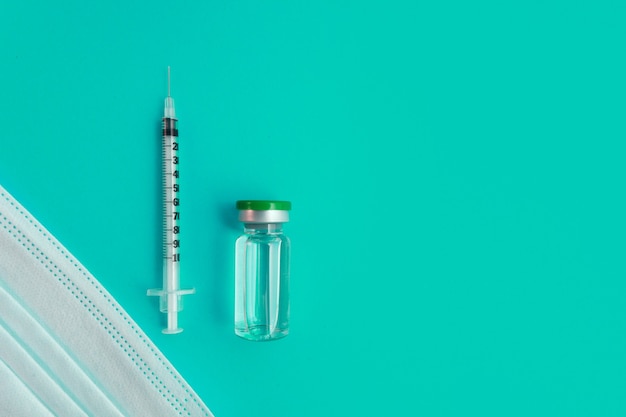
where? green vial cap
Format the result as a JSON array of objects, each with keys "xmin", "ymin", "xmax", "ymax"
[{"xmin": 236, "ymin": 200, "xmax": 292, "ymax": 211}]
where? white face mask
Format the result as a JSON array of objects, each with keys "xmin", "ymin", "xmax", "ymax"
[{"xmin": 0, "ymin": 185, "xmax": 213, "ymax": 417}]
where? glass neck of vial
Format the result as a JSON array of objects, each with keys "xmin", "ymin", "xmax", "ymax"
[{"xmin": 243, "ymin": 223, "xmax": 284, "ymax": 234}]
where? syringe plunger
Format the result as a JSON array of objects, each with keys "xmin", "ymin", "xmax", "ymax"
[{"xmin": 146, "ymin": 288, "xmax": 195, "ymax": 334}]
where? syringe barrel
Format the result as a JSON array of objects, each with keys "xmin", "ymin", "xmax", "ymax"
[{"xmin": 162, "ymin": 122, "xmax": 181, "ymax": 294}]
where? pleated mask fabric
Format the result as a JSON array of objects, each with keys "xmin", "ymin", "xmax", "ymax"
[{"xmin": 0, "ymin": 185, "xmax": 213, "ymax": 417}]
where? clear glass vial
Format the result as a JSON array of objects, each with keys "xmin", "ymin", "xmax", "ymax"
[{"xmin": 235, "ymin": 200, "xmax": 291, "ymax": 341}]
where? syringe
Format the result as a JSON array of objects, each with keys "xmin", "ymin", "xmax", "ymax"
[{"xmin": 148, "ymin": 67, "xmax": 195, "ymax": 334}]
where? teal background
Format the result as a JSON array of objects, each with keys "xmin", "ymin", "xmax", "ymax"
[{"xmin": 2, "ymin": 1, "xmax": 626, "ymax": 416}]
